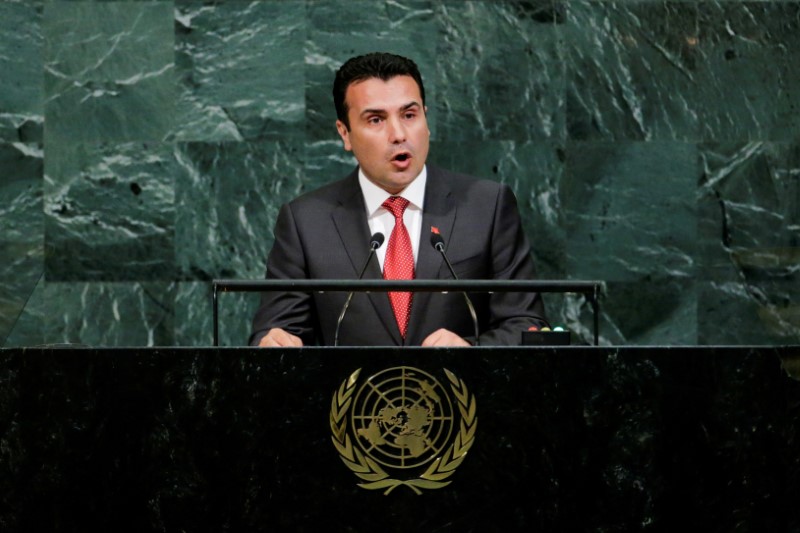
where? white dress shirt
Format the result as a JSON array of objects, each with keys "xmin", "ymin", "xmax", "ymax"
[{"xmin": 358, "ymin": 165, "xmax": 427, "ymax": 271}]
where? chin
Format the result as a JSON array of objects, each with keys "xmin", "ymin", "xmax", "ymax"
[{"xmin": 392, "ymin": 175, "xmax": 415, "ymax": 187}]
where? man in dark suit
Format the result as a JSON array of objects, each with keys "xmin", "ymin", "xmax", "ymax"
[{"xmin": 250, "ymin": 53, "xmax": 546, "ymax": 347}]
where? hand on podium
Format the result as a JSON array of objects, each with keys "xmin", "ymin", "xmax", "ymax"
[
  {"xmin": 421, "ymin": 328, "xmax": 470, "ymax": 347},
  {"xmin": 258, "ymin": 328, "xmax": 304, "ymax": 347}
]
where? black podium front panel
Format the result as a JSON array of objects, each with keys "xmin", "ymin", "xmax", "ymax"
[{"xmin": 1, "ymin": 346, "xmax": 798, "ymax": 531}]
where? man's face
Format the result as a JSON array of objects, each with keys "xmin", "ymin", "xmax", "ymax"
[{"xmin": 336, "ymin": 75, "xmax": 430, "ymax": 195}]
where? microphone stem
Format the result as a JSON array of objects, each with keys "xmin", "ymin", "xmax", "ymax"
[
  {"xmin": 436, "ymin": 244, "xmax": 480, "ymax": 347},
  {"xmin": 334, "ymin": 292, "xmax": 355, "ymax": 347},
  {"xmin": 334, "ymin": 242, "xmax": 379, "ymax": 347}
]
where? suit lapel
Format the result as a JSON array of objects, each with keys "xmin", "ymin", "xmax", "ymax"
[
  {"xmin": 331, "ymin": 170, "xmax": 401, "ymax": 345},
  {"xmin": 406, "ymin": 167, "xmax": 456, "ymax": 344}
]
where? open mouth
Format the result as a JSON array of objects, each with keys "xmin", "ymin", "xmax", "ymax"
[{"xmin": 392, "ymin": 153, "xmax": 410, "ymax": 162}]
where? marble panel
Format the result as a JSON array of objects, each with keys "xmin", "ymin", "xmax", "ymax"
[
  {"xmin": 0, "ymin": 143, "xmax": 43, "ymax": 347},
  {"xmin": 2, "ymin": 278, "xmax": 45, "ymax": 348},
  {"xmin": 553, "ymin": 291, "xmax": 599, "ymax": 345},
  {"xmin": 564, "ymin": 141, "xmax": 699, "ymax": 282},
  {"xmin": 174, "ymin": 281, "xmax": 261, "ymax": 347},
  {"xmin": 174, "ymin": 281, "xmax": 211, "ymax": 346},
  {"xmin": 174, "ymin": 140, "xmax": 304, "ymax": 281},
  {"xmin": 57, "ymin": 0, "xmax": 173, "ymax": 2},
  {"xmin": 39, "ymin": 282, "xmax": 175, "ymax": 347},
  {"xmin": 303, "ymin": 139, "xmax": 359, "ymax": 193},
  {"xmin": 596, "ymin": 279, "xmax": 698, "ymax": 346},
  {"xmin": 436, "ymin": 0, "xmax": 565, "ymax": 142},
  {"xmin": 43, "ymin": 2, "xmax": 175, "ymax": 143},
  {"xmin": 566, "ymin": 1, "xmax": 700, "ymax": 141},
  {"xmin": 698, "ymin": 142, "xmax": 800, "ymax": 282},
  {"xmin": 44, "ymin": 142, "xmax": 176, "ymax": 281},
  {"xmin": 699, "ymin": 280, "xmax": 800, "ymax": 344},
  {"xmin": 695, "ymin": 2, "xmax": 800, "ymax": 142},
  {"xmin": 172, "ymin": 1, "xmax": 305, "ymax": 142},
  {"xmin": 0, "ymin": 1, "xmax": 43, "ymax": 143},
  {"xmin": 305, "ymin": 0, "xmax": 437, "ymax": 141}
]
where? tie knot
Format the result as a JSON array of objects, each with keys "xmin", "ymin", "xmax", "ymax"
[{"xmin": 381, "ymin": 196, "xmax": 410, "ymax": 219}]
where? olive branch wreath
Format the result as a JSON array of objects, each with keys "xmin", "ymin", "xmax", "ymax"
[{"xmin": 330, "ymin": 368, "xmax": 477, "ymax": 495}]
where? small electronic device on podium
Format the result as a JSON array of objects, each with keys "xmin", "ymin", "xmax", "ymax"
[{"xmin": 521, "ymin": 326, "xmax": 571, "ymax": 346}]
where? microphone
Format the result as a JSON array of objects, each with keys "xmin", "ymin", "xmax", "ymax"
[
  {"xmin": 430, "ymin": 229, "xmax": 480, "ymax": 346},
  {"xmin": 334, "ymin": 232, "xmax": 384, "ymax": 346}
]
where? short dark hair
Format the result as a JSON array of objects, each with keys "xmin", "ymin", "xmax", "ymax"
[{"xmin": 333, "ymin": 52, "xmax": 426, "ymax": 130}]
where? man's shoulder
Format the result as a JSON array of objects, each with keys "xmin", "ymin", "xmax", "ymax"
[{"xmin": 428, "ymin": 165, "xmax": 507, "ymax": 196}]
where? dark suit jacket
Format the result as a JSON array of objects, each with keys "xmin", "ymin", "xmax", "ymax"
[{"xmin": 249, "ymin": 165, "xmax": 547, "ymax": 346}]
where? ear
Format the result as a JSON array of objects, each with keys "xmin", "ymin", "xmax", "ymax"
[{"xmin": 336, "ymin": 120, "xmax": 352, "ymax": 152}]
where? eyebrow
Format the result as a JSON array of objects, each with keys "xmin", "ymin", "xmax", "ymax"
[{"xmin": 360, "ymin": 101, "xmax": 421, "ymax": 117}]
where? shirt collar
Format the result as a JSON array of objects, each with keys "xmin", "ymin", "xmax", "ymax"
[{"xmin": 359, "ymin": 165, "xmax": 427, "ymax": 216}]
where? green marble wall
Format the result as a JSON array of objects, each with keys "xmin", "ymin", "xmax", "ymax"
[{"xmin": 1, "ymin": 0, "xmax": 798, "ymax": 347}]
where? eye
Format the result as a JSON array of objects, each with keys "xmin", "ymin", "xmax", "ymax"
[
  {"xmin": 367, "ymin": 116, "xmax": 383, "ymax": 125},
  {"xmin": 404, "ymin": 111, "xmax": 416, "ymax": 120}
]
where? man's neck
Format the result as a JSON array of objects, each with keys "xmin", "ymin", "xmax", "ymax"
[{"xmin": 358, "ymin": 165, "xmax": 427, "ymax": 214}]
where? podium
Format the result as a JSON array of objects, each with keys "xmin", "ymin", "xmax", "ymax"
[{"xmin": 1, "ymin": 345, "xmax": 799, "ymax": 531}]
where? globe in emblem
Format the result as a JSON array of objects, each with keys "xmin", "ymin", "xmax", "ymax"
[{"xmin": 351, "ymin": 366, "xmax": 455, "ymax": 469}]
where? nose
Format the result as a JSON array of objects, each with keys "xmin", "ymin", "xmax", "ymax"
[{"xmin": 387, "ymin": 116, "xmax": 406, "ymax": 144}]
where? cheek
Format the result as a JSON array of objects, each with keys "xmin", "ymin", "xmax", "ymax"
[
  {"xmin": 417, "ymin": 124, "xmax": 430, "ymax": 141},
  {"xmin": 353, "ymin": 132, "xmax": 381, "ymax": 153}
]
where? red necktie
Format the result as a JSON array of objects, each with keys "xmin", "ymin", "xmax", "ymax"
[{"xmin": 382, "ymin": 196, "xmax": 414, "ymax": 338}]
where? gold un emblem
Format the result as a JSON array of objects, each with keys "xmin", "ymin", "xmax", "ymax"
[{"xmin": 330, "ymin": 366, "xmax": 477, "ymax": 495}]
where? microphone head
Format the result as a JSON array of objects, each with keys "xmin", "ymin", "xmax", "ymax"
[
  {"xmin": 370, "ymin": 232, "xmax": 385, "ymax": 249},
  {"xmin": 430, "ymin": 231, "xmax": 445, "ymax": 251}
]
